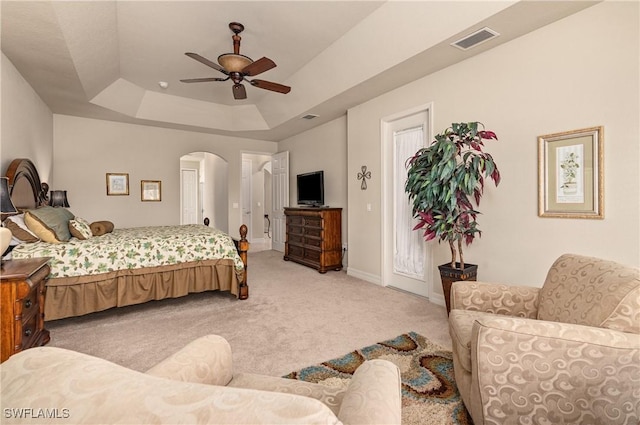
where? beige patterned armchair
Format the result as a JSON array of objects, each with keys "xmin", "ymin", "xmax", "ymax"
[
  {"xmin": 448, "ymin": 253, "xmax": 640, "ymax": 425},
  {"xmin": 1, "ymin": 335, "xmax": 401, "ymax": 424}
]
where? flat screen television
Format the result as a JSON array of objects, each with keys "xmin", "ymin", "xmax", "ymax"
[{"xmin": 297, "ymin": 171, "xmax": 324, "ymax": 207}]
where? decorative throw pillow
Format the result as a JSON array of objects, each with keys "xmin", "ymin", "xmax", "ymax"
[
  {"xmin": 90, "ymin": 221, "xmax": 115, "ymax": 236},
  {"xmin": 24, "ymin": 206, "xmax": 75, "ymax": 243},
  {"xmin": 69, "ymin": 217, "xmax": 93, "ymax": 240},
  {"xmin": 3, "ymin": 214, "xmax": 39, "ymax": 243}
]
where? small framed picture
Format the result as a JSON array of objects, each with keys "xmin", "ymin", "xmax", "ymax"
[
  {"xmin": 141, "ymin": 180, "xmax": 162, "ymax": 202},
  {"xmin": 106, "ymin": 173, "xmax": 129, "ymax": 196},
  {"xmin": 538, "ymin": 126, "xmax": 603, "ymax": 219}
]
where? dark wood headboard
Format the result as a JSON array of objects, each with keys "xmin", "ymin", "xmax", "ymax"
[{"xmin": 5, "ymin": 158, "xmax": 49, "ymax": 211}]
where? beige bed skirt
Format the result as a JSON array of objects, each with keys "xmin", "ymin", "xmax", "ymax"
[{"xmin": 45, "ymin": 259, "xmax": 243, "ymax": 321}]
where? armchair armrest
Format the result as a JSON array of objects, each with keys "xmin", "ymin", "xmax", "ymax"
[
  {"xmin": 470, "ymin": 316, "xmax": 640, "ymax": 425},
  {"xmin": 451, "ymin": 281, "xmax": 540, "ymax": 318},
  {"xmin": 145, "ymin": 334, "xmax": 233, "ymax": 386},
  {"xmin": 338, "ymin": 359, "xmax": 402, "ymax": 425}
]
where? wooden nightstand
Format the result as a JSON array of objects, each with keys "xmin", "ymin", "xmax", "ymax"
[{"xmin": 1, "ymin": 257, "xmax": 51, "ymax": 362}]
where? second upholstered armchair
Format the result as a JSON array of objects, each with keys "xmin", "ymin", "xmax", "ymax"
[{"xmin": 448, "ymin": 253, "xmax": 640, "ymax": 425}]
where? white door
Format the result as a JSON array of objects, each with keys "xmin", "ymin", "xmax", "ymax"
[
  {"xmin": 382, "ymin": 107, "xmax": 431, "ymax": 297},
  {"xmin": 181, "ymin": 168, "xmax": 198, "ymax": 224},
  {"xmin": 271, "ymin": 151, "xmax": 289, "ymax": 252},
  {"xmin": 242, "ymin": 159, "xmax": 252, "ymax": 240}
]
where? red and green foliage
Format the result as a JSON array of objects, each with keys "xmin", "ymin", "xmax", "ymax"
[{"xmin": 405, "ymin": 122, "xmax": 501, "ymax": 269}]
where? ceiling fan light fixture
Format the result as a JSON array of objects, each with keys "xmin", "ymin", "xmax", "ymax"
[
  {"xmin": 218, "ymin": 53, "xmax": 253, "ymax": 72},
  {"xmin": 181, "ymin": 22, "xmax": 290, "ymax": 100}
]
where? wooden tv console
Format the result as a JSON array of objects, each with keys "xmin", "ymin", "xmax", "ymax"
[{"xmin": 284, "ymin": 207, "xmax": 343, "ymax": 273}]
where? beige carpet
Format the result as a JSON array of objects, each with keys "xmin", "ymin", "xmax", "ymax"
[{"xmin": 47, "ymin": 250, "xmax": 451, "ymax": 377}]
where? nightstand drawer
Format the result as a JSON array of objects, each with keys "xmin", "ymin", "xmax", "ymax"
[
  {"xmin": 1, "ymin": 258, "xmax": 51, "ymax": 363},
  {"xmin": 21, "ymin": 288, "xmax": 38, "ymax": 318},
  {"xmin": 20, "ymin": 314, "xmax": 38, "ymax": 349}
]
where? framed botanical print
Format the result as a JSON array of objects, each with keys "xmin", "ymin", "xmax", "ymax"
[
  {"xmin": 538, "ymin": 126, "xmax": 603, "ymax": 218},
  {"xmin": 141, "ymin": 180, "xmax": 161, "ymax": 202},
  {"xmin": 106, "ymin": 173, "xmax": 129, "ymax": 196}
]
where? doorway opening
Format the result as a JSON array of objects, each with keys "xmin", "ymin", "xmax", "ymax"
[
  {"xmin": 241, "ymin": 152, "xmax": 275, "ymax": 248},
  {"xmin": 180, "ymin": 152, "xmax": 228, "ymax": 233}
]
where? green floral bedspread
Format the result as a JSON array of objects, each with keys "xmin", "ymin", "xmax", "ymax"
[{"xmin": 11, "ymin": 224, "xmax": 244, "ymax": 278}]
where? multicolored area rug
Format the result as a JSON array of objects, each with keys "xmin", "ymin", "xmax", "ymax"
[{"xmin": 284, "ymin": 332, "xmax": 473, "ymax": 425}]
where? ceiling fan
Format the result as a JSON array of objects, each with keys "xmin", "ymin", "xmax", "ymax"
[{"xmin": 181, "ymin": 22, "xmax": 291, "ymax": 100}]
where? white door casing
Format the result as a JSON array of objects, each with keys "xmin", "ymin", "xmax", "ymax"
[
  {"xmin": 381, "ymin": 104, "xmax": 433, "ymax": 297},
  {"xmin": 271, "ymin": 151, "xmax": 289, "ymax": 252}
]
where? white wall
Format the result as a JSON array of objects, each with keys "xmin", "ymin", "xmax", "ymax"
[
  {"xmin": 279, "ymin": 116, "xmax": 349, "ymax": 259},
  {"xmin": 204, "ymin": 153, "xmax": 229, "ymax": 233},
  {"xmin": 53, "ymin": 115, "xmax": 277, "ymax": 239},
  {"xmin": 347, "ymin": 2, "xmax": 639, "ymax": 301},
  {"xmin": 1, "ymin": 54, "xmax": 53, "ymax": 182}
]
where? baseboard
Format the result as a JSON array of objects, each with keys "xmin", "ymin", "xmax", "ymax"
[
  {"xmin": 429, "ymin": 293, "xmax": 446, "ymax": 308},
  {"xmin": 346, "ymin": 268, "xmax": 382, "ymax": 286}
]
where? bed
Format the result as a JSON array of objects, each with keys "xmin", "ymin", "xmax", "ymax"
[{"xmin": 3, "ymin": 158, "xmax": 249, "ymax": 321}]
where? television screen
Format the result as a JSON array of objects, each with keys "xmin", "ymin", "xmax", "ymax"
[{"xmin": 297, "ymin": 171, "xmax": 324, "ymax": 206}]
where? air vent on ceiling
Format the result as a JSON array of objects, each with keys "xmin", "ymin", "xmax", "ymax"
[
  {"xmin": 301, "ymin": 114, "xmax": 319, "ymax": 120},
  {"xmin": 452, "ymin": 27, "xmax": 500, "ymax": 51}
]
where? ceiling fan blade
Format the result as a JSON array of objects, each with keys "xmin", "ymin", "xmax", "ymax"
[
  {"xmin": 233, "ymin": 83, "xmax": 247, "ymax": 100},
  {"xmin": 180, "ymin": 77, "xmax": 229, "ymax": 83},
  {"xmin": 185, "ymin": 52, "xmax": 228, "ymax": 75},
  {"xmin": 250, "ymin": 79, "xmax": 291, "ymax": 94},
  {"xmin": 242, "ymin": 57, "xmax": 276, "ymax": 76}
]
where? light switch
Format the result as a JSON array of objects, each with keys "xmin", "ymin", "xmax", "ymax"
[
  {"xmin": 233, "ymin": 203, "xmax": 239, "ymax": 209},
  {"xmin": 367, "ymin": 203, "xmax": 372, "ymax": 212}
]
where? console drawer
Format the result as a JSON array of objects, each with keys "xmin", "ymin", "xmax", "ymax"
[
  {"xmin": 304, "ymin": 248, "xmax": 321, "ymax": 262},
  {"xmin": 288, "ymin": 233, "xmax": 304, "ymax": 245},
  {"xmin": 288, "ymin": 244, "xmax": 304, "ymax": 259}
]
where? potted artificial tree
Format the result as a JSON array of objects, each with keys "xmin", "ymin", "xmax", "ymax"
[{"xmin": 405, "ymin": 122, "xmax": 501, "ymax": 314}]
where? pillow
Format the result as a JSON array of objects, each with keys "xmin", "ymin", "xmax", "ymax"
[
  {"xmin": 69, "ymin": 217, "xmax": 93, "ymax": 240},
  {"xmin": 24, "ymin": 206, "xmax": 75, "ymax": 244},
  {"xmin": 3, "ymin": 214, "xmax": 39, "ymax": 243},
  {"xmin": 90, "ymin": 221, "xmax": 115, "ymax": 236}
]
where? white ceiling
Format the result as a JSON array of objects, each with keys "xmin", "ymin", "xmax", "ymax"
[{"xmin": 1, "ymin": 1, "xmax": 597, "ymax": 141}]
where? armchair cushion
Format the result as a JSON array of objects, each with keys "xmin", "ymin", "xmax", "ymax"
[
  {"xmin": 229, "ymin": 359, "xmax": 402, "ymax": 425},
  {"xmin": 448, "ymin": 310, "xmax": 494, "ymax": 374},
  {"xmin": 229, "ymin": 372, "xmax": 346, "ymax": 415},
  {"xmin": 537, "ymin": 253, "xmax": 640, "ymax": 332},
  {"xmin": 472, "ymin": 315, "xmax": 640, "ymax": 425}
]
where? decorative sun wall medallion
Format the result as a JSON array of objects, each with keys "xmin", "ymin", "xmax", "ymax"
[{"xmin": 357, "ymin": 166, "xmax": 372, "ymax": 190}]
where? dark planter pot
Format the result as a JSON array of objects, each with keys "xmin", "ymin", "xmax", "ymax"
[{"xmin": 438, "ymin": 262, "xmax": 478, "ymax": 315}]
